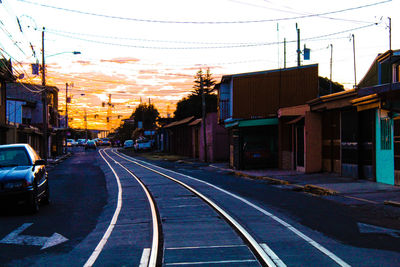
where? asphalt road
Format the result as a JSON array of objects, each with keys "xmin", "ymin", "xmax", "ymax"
[
  {"xmin": 1, "ymin": 147, "xmax": 399, "ymax": 266},
  {"xmin": 0, "ymin": 147, "xmax": 107, "ymax": 266}
]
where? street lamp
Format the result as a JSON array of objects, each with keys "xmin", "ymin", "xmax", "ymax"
[{"xmin": 41, "ymin": 27, "xmax": 81, "ymax": 162}]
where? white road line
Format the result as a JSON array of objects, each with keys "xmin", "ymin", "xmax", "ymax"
[
  {"xmin": 103, "ymin": 149, "xmax": 159, "ymax": 267},
  {"xmin": 114, "ymin": 150, "xmax": 351, "ymax": 267},
  {"xmin": 166, "ymin": 244, "xmax": 246, "ymax": 250},
  {"xmin": 261, "ymin": 243, "xmax": 287, "ymax": 267},
  {"xmin": 83, "ymin": 149, "xmax": 123, "ymax": 267},
  {"xmin": 165, "ymin": 259, "xmax": 258, "ymax": 266},
  {"xmin": 111, "ymin": 149, "xmax": 277, "ymax": 267},
  {"xmin": 139, "ymin": 248, "xmax": 151, "ymax": 267}
]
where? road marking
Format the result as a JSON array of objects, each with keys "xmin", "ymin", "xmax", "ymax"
[
  {"xmin": 165, "ymin": 259, "xmax": 257, "ymax": 265},
  {"xmin": 139, "ymin": 248, "xmax": 151, "ymax": 267},
  {"xmin": 0, "ymin": 223, "xmax": 68, "ymax": 250},
  {"xmin": 166, "ymin": 244, "xmax": 246, "ymax": 250},
  {"xmin": 83, "ymin": 149, "xmax": 123, "ymax": 267},
  {"xmin": 358, "ymin": 223, "xmax": 400, "ymax": 238},
  {"xmin": 261, "ymin": 243, "xmax": 287, "ymax": 267},
  {"xmin": 114, "ymin": 150, "xmax": 351, "ymax": 267}
]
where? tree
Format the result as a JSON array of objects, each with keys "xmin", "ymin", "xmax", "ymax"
[
  {"xmin": 174, "ymin": 69, "xmax": 218, "ymax": 120},
  {"xmin": 192, "ymin": 68, "xmax": 216, "ymax": 95},
  {"xmin": 131, "ymin": 103, "xmax": 159, "ymax": 130}
]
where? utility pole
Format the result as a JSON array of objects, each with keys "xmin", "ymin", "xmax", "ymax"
[
  {"xmin": 284, "ymin": 38, "xmax": 287, "ymax": 69},
  {"xmin": 389, "ymin": 17, "xmax": 392, "ymax": 51},
  {"xmin": 352, "ymin": 34, "xmax": 357, "ymax": 88},
  {"xmin": 65, "ymin": 83, "xmax": 68, "ymax": 128},
  {"xmin": 201, "ymin": 73, "xmax": 207, "ymax": 163},
  {"xmin": 84, "ymin": 108, "xmax": 88, "ymax": 140},
  {"xmin": 41, "ymin": 27, "xmax": 48, "ymax": 163},
  {"xmin": 329, "ymin": 44, "xmax": 333, "ymax": 94},
  {"xmin": 296, "ymin": 23, "xmax": 301, "ymax": 67},
  {"xmin": 277, "ymin": 23, "xmax": 280, "ymax": 69}
]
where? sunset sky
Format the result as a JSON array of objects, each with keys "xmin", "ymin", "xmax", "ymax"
[{"xmin": 0, "ymin": 0, "xmax": 398, "ymax": 130}]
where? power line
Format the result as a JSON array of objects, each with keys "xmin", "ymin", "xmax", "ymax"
[
  {"xmin": 17, "ymin": 0, "xmax": 390, "ymax": 24},
  {"xmin": 46, "ymin": 23, "xmax": 378, "ymax": 50}
]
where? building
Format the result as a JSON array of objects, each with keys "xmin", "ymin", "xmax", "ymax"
[{"xmin": 218, "ymin": 64, "xmax": 319, "ymax": 169}]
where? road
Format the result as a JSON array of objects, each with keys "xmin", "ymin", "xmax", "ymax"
[{"xmin": 0, "ymin": 147, "xmax": 399, "ymax": 266}]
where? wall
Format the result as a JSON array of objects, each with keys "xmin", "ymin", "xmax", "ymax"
[
  {"xmin": 199, "ymin": 113, "xmax": 229, "ymax": 162},
  {"xmin": 375, "ymin": 109, "xmax": 395, "ymax": 185},
  {"xmin": 305, "ymin": 111, "xmax": 322, "ymax": 173},
  {"xmin": 232, "ymin": 65, "xmax": 318, "ymax": 119}
]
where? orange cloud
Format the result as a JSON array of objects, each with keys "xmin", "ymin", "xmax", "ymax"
[{"xmin": 100, "ymin": 57, "xmax": 140, "ymax": 64}]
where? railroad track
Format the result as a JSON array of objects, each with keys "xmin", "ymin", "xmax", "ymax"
[{"xmin": 84, "ymin": 148, "xmax": 350, "ymax": 267}]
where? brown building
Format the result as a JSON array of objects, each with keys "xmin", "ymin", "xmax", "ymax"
[{"xmin": 218, "ymin": 65, "xmax": 320, "ymax": 170}]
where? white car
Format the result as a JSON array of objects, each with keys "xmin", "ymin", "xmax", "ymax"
[
  {"xmin": 134, "ymin": 138, "xmax": 152, "ymax": 151},
  {"xmin": 124, "ymin": 140, "xmax": 134, "ymax": 148}
]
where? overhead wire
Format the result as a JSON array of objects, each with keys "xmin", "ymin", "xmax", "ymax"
[
  {"xmin": 45, "ymin": 23, "xmax": 379, "ymax": 50},
  {"xmin": 16, "ymin": 0, "xmax": 389, "ymax": 24}
]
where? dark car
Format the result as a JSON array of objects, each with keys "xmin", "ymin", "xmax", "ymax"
[
  {"xmin": 85, "ymin": 140, "xmax": 97, "ymax": 150},
  {"xmin": 0, "ymin": 144, "xmax": 49, "ymax": 213}
]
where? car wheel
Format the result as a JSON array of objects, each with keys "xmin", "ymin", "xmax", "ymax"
[{"xmin": 28, "ymin": 185, "xmax": 39, "ymax": 213}]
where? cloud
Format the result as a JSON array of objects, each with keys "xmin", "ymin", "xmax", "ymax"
[{"xmin": 100, "ymin": 57, "xmax": 140, "ymax": 64}]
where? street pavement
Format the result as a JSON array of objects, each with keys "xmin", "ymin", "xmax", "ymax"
[{"xmin": 209, "ymin": 162, "xmax": 400, "ymax": 207}]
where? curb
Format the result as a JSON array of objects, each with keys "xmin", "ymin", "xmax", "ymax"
[
  {"xmin": 384, "ymin": 200, "xmax": 400, "ymax": 208},
  {"xmin": 261, "ymin": 176, "xmax": 290, "ymax": 185},
  {"xmin": 303, "ymin": 184, "xmax": 338, "ymax": 196}
]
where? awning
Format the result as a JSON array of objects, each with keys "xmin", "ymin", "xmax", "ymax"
[
  {"xmin": 286, "ymin": 116, "xmax": 304, "ymax": 125},
  {"xmin": 225, "ymin": 118, "xmax": 279, "ymax": 128}
]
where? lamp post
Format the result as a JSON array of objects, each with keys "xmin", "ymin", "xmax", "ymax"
[{"xmin": 40, "ymin": 27, "xmax": 81, "ymax": 161}]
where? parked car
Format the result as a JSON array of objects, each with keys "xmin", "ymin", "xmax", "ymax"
[
  {"xmin": 124, "ymin": 140, "xmax": 134, "ymax": 148},
  {"xmin": 101, "ymin": 138, "xmax": 111, "ymax": 146},
  {"xmin": 85, "ymin": 140, "xmax": 97, "ymax": 150},
  {"xmin": 134, "ymin": 137, "xmax": 152, "ymax": 151},
  {"xmin": 77, "ymin": 139, "xmax": 87, "ymax": 146},
  {"xmin": 66, "ymin": 139, "xmax": 75, "ymax": 147},
  {"xmin": 94, "ymin": 138, "xmax": 103, "ymax": 146},
  {"xmin": 0, "ymin": 144, "xmax": 49, "ymax": 213}
]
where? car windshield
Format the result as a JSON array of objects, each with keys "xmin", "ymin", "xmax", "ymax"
[{"xmin": 0, "ymin": 147, "xmax": 31, "ymax": 167}]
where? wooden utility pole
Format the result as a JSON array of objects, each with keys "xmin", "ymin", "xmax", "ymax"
[
  {"xmin": 201, "ymin": 73, "xmax": 207, "ymax": 163},
  {"xmin": 41, "ymin": 27, "xmax": 48, "ymax": 162},
  {"xmin": 296, "ymin": 23, "xmax": 301, "ymax": 67},
  {"xmin": 352, "ymin": 34, "xmax": 357, "ymax": 88},
  {"xmin": 329, "ymin": 44, "xmax": 333, "ymax": 94}
]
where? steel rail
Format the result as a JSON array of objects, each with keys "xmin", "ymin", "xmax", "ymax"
[
  {"xmin": 113, "ymin": 148, "xmax": 350, "ymax": 267},
  {"xmin": 102, "ymin": 149, "xmax": 161, "ymax": 267},
  {"xmin": 109, "ymin": 149, "xmax": 277, "ymax": 267}
]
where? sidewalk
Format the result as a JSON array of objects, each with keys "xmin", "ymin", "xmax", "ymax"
[
  {"xmin": 209, "ymin": 162, "xmax": 400, "ymax": 207},
  {"xmin": 46, "ymin": 152, "xmax": 72, "ymax": 166}
]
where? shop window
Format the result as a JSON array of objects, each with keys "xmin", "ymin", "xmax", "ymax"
[{"xmin": 381, "ymin": 118, "xmax": 392, "ymax": 150}]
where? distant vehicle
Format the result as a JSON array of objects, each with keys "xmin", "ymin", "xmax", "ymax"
[
  {"xmin": 94, "ymin": 138, "xmax": 103, "ymax": 146},
  {"xmin": 77, "ymin": 139, "xmax": 87, "ymax": 146},
  {"xmin": 124, "ymin": 140, "xmax": 134, "ymax": 148},
  {"xmin": 134, "ymin": 137, "xmax": 152, "ymax": 151},
  {"xmin": 66, "ymin": 139, "xmax": 75, "ymax": 147},
  {"xmin": 85, "ymin": 140, "xmax": 97, "ymax": 150},
  {"xmin": 101, "ymin": 138, "xmax": 111, "ymax": 146},
  {"xmin": 0, "ymin": 144, "xmax": 49, "ymax": 213}
]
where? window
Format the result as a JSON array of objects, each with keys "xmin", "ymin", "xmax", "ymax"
[{"xmin": 381, "ymin": 118, "xmax": 392, "ymax": 150}]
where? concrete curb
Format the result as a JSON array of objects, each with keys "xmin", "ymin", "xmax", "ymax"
[
  {"xmin": 384, "ymin": 200, "xmax": 400, "ymax": 208},
  {"xmin": 47, "ymin": 153, "xmax": 72, "ymax": 165},
  {"xmin": 261, "ymin": 176, "xmax": 290, "ymax": 185},
  {"xmin": 303, "ymin": 184, "xmax": 338, "ymax": 196}
]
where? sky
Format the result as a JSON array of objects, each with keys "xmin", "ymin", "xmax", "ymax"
[{"xmin": 0, "ymin": 0, "xmax": 398, "ymax": 130}]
